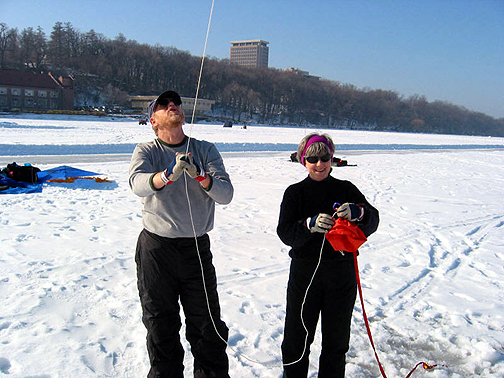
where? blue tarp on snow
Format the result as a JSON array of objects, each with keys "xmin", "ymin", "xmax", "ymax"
[
  {"xmin": 37, "ymin": 166, "xmax": 102, "ymax": 182},
  {"xmin": 0, "ymin": 176, "xmax": 42, "ymax": 194},
  {"xmin": 1, "ymin": 165, "xmax": 117, "ymax": 194}
]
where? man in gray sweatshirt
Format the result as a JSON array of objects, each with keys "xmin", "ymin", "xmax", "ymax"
[{"xmin": 129, "ymin": 90, "xmax": 233, "ymax": 378}]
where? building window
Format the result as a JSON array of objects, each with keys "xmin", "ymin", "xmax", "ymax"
[
  {"xmin": 11, "ymin": 97, "xmax": 20, "ymax": 107},
  {"xmin": 50, "ymin": 99, "xmax": 59, "ymax": 109},
  {"xmin": 0, "ymin": 97, "xmax": 7, "ymax": 107},
  {"xmin": 0, "ymin": 87, "xmax": 6, "ymax": 95},
  {"xmin": 12, "ymin": 88, "xmax": 21, "ymax": 96},
  {"xmin": 38, "ymin": 90, "xmax": 47, "ymax": 97},
  {"xmin": 50, "ymin": 91, "xmax": 59, "ymax": 98},
  {"xmin": 38, "ymin": 98, "xmax": 47, "ymax": 108},
  {"xmin": 25, "ymin": 98, "xmax": 35, "ymax": 107},
  {"xmin": 25, "ymin": 89, "xmax": 34, "ymax": 96}
]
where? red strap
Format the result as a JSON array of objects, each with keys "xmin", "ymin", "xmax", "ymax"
[
  {"xmin": 405, "ymin": 362, "xmax": 438, "ymax": 378},
  {"xmin": 353, "ymin": 252, "xmax": 443, "ymax": 378},
  {"xmin": 353, "ymin": 252, "xmax": 389, "ymax": 378}
]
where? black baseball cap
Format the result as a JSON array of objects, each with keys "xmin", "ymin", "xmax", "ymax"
[{"xmin": 147, "ymin": 90, "xmax": 182, "ymax": 119}]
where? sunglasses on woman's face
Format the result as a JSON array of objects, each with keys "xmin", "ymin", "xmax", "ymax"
[{"xmin": 305, "ymin": 154, "xmax": 332, "ymax": 164}]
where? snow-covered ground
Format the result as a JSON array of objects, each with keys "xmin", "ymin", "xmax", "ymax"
[{"xmin": 1, "ymin": 114, "xmax": 503, "ymax": 377}]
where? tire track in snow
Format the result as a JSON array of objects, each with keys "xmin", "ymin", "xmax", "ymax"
[
  {"xmin": 370, "ymin": 213, "xmax": 503, "ymax": 310},
  {"xmin": 218, "ymin": 263, "xmax": 289, "ymax": 286}
]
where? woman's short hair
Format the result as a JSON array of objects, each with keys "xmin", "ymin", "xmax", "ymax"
[{"xmin": 297, "ymin": 133, "xmax": 335, "ymax": 165}]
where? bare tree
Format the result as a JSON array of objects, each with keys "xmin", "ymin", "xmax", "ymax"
[
  {"xmin": 0, "ymin": 23, "xmax": 18, "ymax": 69},
  {"xmin": 3, "ymin": 20, "xmax": 502, "ymax": 137}
]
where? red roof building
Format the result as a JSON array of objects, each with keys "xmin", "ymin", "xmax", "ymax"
[{"xmin": 0, "ymin": 70, "xmax": 74, "ymax": 111}]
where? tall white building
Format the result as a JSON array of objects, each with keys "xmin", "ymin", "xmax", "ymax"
[{"xmin": 230, "ymin": 40, "xmax": 269, "ymax": 69}]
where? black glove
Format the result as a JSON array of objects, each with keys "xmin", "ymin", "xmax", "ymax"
[
  {"xmin": 160, "ymin": 154, "xmax": 189, "ymax": 185},
  {"xmin": 308, "ymin": 213, "xmax": 335, "ymax": 233},
  {"xmin": 336, "ymin": 203, "xmax": 364, "ymax": 222}
]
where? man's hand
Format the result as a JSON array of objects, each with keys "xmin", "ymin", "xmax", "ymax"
[
  {"xmin": 308, "ymin": 213, "xmax": 335, "ymax": 233},
  {"xmin": 336, "ymin": 203, "xmax": 364, "ymax": 222},
  {"xmin": 183, "ymin": 154, "xmax": 208, "ymax": 182},
  {"xmin": 160, "ymin": 153, "xmax": 189, "ymax": 185}
]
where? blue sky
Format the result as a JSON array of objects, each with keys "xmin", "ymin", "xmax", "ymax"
[{"xmin": 2, "ymin": 0, "xmax": 503, "ymax": 118}]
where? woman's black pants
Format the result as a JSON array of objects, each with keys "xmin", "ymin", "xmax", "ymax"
[{"xmin": 282, "ymin": 258, "xmax": 357, "ymax": 378}]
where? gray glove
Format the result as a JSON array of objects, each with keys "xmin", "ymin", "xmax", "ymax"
[
  {"xmin": 308, "ymin": 213, "xmax": 335, "ymax": 233},
  {"xmin": 160, "ymin": 153, "xmax": 189, "ymax": 184},
  {"xmin": 336, "ymin": 203, "xmax": 364, "ymax": 222},
  {"xmin": 181, "ymin": 154, "xmax": 207, "ymax": 182}
]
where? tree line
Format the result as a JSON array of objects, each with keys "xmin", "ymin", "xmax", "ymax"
[{"xmin": 1, "ymin": 21, "xmax": 503, "ymax": 137}]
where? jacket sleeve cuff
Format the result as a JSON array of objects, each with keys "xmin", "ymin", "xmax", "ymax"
[
  {"xmin": 202, "ymin": 175, "xmax": 213, "ymax": 191},
  {"xmin": 149, "ymin": 173, "xmax": 163, "ymax": 191}
]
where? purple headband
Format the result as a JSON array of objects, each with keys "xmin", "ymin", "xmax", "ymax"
[{"xmin": 300, "ymin": 135, "xmax": 334, "ymax": 165}]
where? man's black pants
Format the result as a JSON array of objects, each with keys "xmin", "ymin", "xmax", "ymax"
[
  {"xmin": 282, "ymin": 258, "xmax": 357, "ymax": 378},
  {"xmin": 136, "ymin": 229, "xmax": 229, "ymax": 378}
]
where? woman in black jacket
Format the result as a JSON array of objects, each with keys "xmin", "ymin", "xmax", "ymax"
[{"xmin": 277, "ymin": 133, "xmax": 379, "ymax": 378}]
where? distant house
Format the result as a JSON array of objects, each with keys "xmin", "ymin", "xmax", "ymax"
[
  {"xmin": 0, "ymin": 70, "xmax": 74, "ymax": 112},
  {"xmin": 129, "ymin": 95, "xmax": 215, "ymax": 119},
  {"xmin": 284, "ymin": 67, "xmax": 320, "ymax": 80}
]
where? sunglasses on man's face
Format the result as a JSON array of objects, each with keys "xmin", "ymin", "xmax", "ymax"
[
  {"xmin": 157, "ymin": 97, "xmax": 181, "ymax": 107},
  {"xmin": 305, "ymin": 154, "xmax": 332, "ymax": 164}
]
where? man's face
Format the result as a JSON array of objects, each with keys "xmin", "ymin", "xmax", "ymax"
[{"xmin": 151, "ymin": 100, "xmax": 185, "ymax": 128}]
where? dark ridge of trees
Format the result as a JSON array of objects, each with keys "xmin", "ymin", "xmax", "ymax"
[{"xmin": 1, "ymin": 22, "xmax": 503, "ymax": 137}]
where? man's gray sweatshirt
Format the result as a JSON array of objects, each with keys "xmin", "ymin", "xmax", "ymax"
[{"xmin": 129, "ymin": 136, "xmax": 233, "ymax": 238}]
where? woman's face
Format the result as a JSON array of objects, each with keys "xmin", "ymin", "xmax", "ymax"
[{"xmin": 305, "ymin": 154, "xmax": 332, "ymax": 181}]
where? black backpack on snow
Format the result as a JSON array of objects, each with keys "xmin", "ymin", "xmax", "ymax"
[{"xmin": 2, "ymin": 162, "xmax": 41, "ymax": 184}]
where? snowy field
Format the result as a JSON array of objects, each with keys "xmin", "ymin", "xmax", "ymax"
[{"xmin": 1, "ymin": 114, "xmax": 503, "ymax": 378}]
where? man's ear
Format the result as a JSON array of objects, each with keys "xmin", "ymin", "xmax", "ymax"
[{"xmin": 150, "ymin": 116, "xmax": 158, "ymax": 135}]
